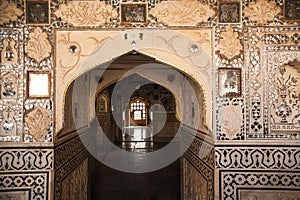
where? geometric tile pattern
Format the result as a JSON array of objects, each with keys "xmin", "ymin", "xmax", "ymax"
[
  {"xmin": 0, "ymin": 172, "xmax": 49, "ymax": 200},
  {"xmin": 220, "ymin": 170, "xmax": 300, "ymax": 200}
]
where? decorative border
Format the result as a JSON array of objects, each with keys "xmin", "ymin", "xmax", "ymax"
[
  {"xmin": 219, "ymin": 170, "xmax": 300, "ymax": 200},
  {"xmin": 215, "ymin": 146, "xmax": 300, "ymax": 170},
  {"xmin": 0, "ymin": 171, "xmax": 50, "ymax": 200},
  {"xmin": 0, "ymin": 148, "xmax": 53, "ymax": 171}
]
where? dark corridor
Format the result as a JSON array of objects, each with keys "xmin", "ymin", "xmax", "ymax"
[{"xmin": 90, "ymin": 154, "xmax": 180, "ymax": 200}]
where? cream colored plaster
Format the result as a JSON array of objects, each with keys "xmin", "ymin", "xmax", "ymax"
[{"xmin": 55, "ymin": 29, "xmax": 213, "ymax": 134}]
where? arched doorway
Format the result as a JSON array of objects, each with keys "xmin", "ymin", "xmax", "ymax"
[
  {"xmin": 88, "ymin": 53, "xmax": 185, "ymax": 199},
  {"xmin": 56, "ymin": 30, "xmax": 212, "ymax": 200},
  {"xmin": 55, "ymin": 29, "xmax": 213, "ymax": 134}
]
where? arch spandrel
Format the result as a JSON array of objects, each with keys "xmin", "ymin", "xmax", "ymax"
[{"xmin": 55, "ymin": 29, "xmax": 214, "ymax": 134}]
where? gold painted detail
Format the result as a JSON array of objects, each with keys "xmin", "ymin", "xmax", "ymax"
[
  {"xmin": 0, "ymin": 0, "xmax": 23, "ymax": 24},
  {"xmin": 54, "ymin": 1, "xmax": 118, "ymax": 26},
  {"xmin": 150, "ymin": 0, "xmax": 214, "ymax": 26},
  {"xmin": 244, "ymin": 0, "xmax": 280, "ymax": 24},
  {"xmin": 218, "ymin": 27, "xmax": 242, "ymax": 59},
  {"xmin": 26, "ymin": 28, "xmax": 51, "ymax": 63},
  {"xmin": 25, "ymin": 107, "xmax": 51, "ymax": 141}
]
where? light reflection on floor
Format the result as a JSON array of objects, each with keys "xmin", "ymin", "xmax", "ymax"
[{"xmin": 121, "ymin": 126, "xmax": 154, "ymax": 153}]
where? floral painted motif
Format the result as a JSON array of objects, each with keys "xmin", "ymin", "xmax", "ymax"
[
  {"xmin": 54, "ymin": 1, "xmax": 118, "ymax": 26},
  {"xmin": 150, "ymin": 0, "xmax": 215, "ymax": 26},
  {"xmin": 218, "ymin": 27, "xmax": 242, "ymax": 59},
  {"xmin": 244, "ymin": 0, "xmax": 281, "ymax": 24},
  {"xmin": 25, "ymin": 108, "xmax": 51, "ymax": 141},
  {"xmin": 26, "ymin": 27, "xmax": 51, "ymax": 63},
  {"xmin": 0, "ymin": 0, "xmax": 23, "ymax": 24}
]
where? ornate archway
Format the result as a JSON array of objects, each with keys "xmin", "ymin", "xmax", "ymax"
[{"xmin": 55, "ymin": 29, "xmax": 213, "ymax": 134}]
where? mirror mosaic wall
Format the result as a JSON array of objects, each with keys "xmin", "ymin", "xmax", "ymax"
[{"xmin": 0, "ymin": 0, "xmax": 299, "ymax": 199}]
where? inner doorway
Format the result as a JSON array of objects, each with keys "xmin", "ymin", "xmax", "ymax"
[
  {"xmin": 91, "ymin": 52, "xmax": 182, "ymax": 200},
  {"xmin": 129, "ymin": 98, "xmax": 148, "ymax": 126}
]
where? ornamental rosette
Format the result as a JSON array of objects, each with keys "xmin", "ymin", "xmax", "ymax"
[
  {"xmin": 218, "ymin": 27, "xmax": 242, "ymax": 59},
  {"xmin": 244, "ymin": 0, "xmax": 281, "ymax": 24},
  {"xmin": 54, "ymin": 1, "xmax": 118, "ymax": 26}
]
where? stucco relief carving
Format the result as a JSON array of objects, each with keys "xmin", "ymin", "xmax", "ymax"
[
  {"xmin": 54, "ymin": 1, "xmax": 118, "ymax": 26},
  {"xmin": 26, "ymin": 27, "xmax": 51, "ymax": 63},
  {"xmin": 150, "ymin": 0, "xmax": 214, "ymax": 26},
  {"xmin": 25, "ymin": 107, "xmax": 51, "ymax": 141},
  {"xmin": 0, "ymin": 1, "xmax": 23, "ymax": 24},
  {"xmin": 219, "ymin": 104, "xmax": 242, "ymax": 139},
  {"xmin": 218, "ymin": 27, "xmax": 242, "ymax": 59},
  {"xmin": 244, "ymin": 0, "xmax": 281, "ymax": 24}
]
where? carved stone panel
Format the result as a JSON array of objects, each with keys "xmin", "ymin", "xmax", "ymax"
[
  {"xmin": 217, "ymin": 27, "xmax": 242, "ymax": 60},
  {"xmin": 244, "ymin": 0, "xmax": 281, "ymax": 25},
  {"xmin": 54, "ymin": 1, "xmax": 118, "ymax": 26},
  {"xmin": 25, "ymin": 107, "xmax": 51, "ymax": 141},
  {"xmin": 218, "ymin": 103, "xmax": 243, "ymax": 139},
  {"xmin": 26, "ymin": 27, "xmax": 51, "ymax": 64},
  {"xmin": 150, "ymin": 0, "xmax": 214, "ymax": 26},
  {"xmin": 1, "ymin": 38, "xmax": 18, "ymax": 64}
]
